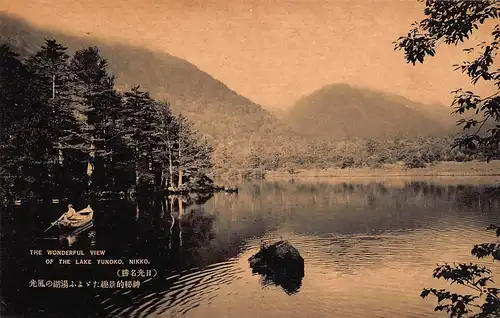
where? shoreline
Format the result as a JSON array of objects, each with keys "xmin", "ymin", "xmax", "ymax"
[
  {"xmin": 266, "ymin": 160, "xmax": 500, "ymax": 179},
  {"xmin": 9, "ymin": 185, "xmax": 238, "ymax": 206}
]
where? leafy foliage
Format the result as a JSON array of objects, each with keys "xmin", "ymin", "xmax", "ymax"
[
  {"xmin": 394, "ymin": 0, "xmax": 500, "ymax": 161},
  {"xmin": 395, "ymin": 2, "xmax": 500, "ymax": 316},
  {"xmin": 226, "ymin": 134, "xmax": 481, "ymax": 178},
  {"xmin": 404, "ymin": 155, "xmax": 427, "ymax": 169},
  {"xmin": 421, "ymin": 225, "xmax": 500, "ymax": 317}
]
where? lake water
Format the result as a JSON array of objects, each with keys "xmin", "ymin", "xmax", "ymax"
[{"xmin": 2, "ymin": 178, "xmax": 500, "ymax": 318}]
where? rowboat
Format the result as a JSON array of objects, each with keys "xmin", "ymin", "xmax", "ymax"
[
  {"xmin": 44, "ymin": 205, "xmax": 95, "ymax": 233},
  {"xmin": 63, "ymin": 206, "xmax": 94, "ymax": 228}
]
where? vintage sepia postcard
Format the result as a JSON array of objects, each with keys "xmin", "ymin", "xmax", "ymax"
[{"xmin": 1, "ymin": 1, "xmax": 500, "ymax": 317}]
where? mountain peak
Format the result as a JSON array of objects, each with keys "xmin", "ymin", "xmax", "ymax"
[{"xmin": 284, "ymin": 83, "xmax": 455, "ymax": 140}]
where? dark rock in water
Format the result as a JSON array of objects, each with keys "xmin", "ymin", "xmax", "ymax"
[
  {"xmin": 249, "ymin": 240, "xmax": 305, "ymax": 275},
  {"xmin": 248, "ymin": 240, "xmax": 304, "ymax": 294}
]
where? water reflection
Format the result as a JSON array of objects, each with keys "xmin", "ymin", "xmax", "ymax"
[
  {"xmin": 254, "ymin": 266, "xmax": 303, "ymax": 296},
  {"xmin": 2, "ymin": 180, "xmax": 500, "ymax": 318}
]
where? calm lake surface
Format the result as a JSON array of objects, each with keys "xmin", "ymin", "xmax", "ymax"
[{"xmin": 2, "ymin": 178, "xmax": 500, "ymax": 318}]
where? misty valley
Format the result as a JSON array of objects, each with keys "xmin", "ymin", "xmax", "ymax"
[{"xmin": 1, "ymin": 13, "xmax": 495, "ymax": 186}]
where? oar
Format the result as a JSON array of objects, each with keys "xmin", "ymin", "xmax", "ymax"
[{"xmin": 43, "ymin": 214, "xmax": 64, "ymax": 233}]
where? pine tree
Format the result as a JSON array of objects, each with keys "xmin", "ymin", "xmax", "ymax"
[
  {"xmin": 25, "ymin": 39, "xmax": 85, "ymax": 196},
  {"xmin": 153, "ymin": 101, "xmax": 178, "ymax": 189},
  {"xmin": 1, "ymin": 39, "xmax": 216, "ymax": 201},
  {"xmin": 172, "ymin": 114, "xmax": 213, "ymax": 190},
  {"xmin": 70, "ymin": 46, "xmax": 124, "ymax": 191},
  {"xmin": 120, "ymin": 86, "xmax": 163, "ymax": 189},
  {"xmin": 0, "ymin": 44, "xmax": 42, "ymax": 198}
]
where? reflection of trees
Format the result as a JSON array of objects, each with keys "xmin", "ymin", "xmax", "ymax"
[
  {"xmin": 165, "ymin": 195, "xmax": 216, "ymax": 269},
  {"xmin": 13, "ymin": 181, "xmax": 498, "ymax": 317},
  {"xmin": 403, "ymin": 182, "xmax": 500, "ymax": 212},
  {"xmin": 96, "ymin": 181, "xmax": 500, "ymax": 318},
  {"xmin": 158, "ymin": 193, "xmax": 214, "ymax": 249},
  {"xmin": 230, "ymin": 181, "xmax": 500, "ymax": 237},
  {"xmin": 98, "ymin": 195, "xmax": 220, "ymax": 318},
  {"xmin": 3, "ymin": 194, "xmax": 224, "ymax": 318},
  {"xmin": 180, "ymin": 209, "xmax": 216, "ymax": 249}
]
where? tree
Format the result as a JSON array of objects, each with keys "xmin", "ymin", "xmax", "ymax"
[
  {"xmin": 120, "ymin": 86, "xmax": 163, "ymax": 188},
  {"xmin": 171, "ymin": 114, "xmax": 213, "ymax": 190},
  {"xmin": 25, "ymin": 39, "xmax": 86, "ymax": 195},
  {"xmin": 1, "ymin": 38, "xmax": 216, "ymax": 201},
  {"xmin": 395, "ymin": 1, "xmax": 500, "ymax": 316},
  {"xmin": 0, "ymin": 44, "xmax": 44, "ymax": 198},
  {"xmin": 394, "ymin": 0, "xmax": 500, "ymax": 160},
  {"xmin": 153, "ymin": 101, "xmax": 179, "ymax": 189},
  {"xmin": 70, "ymin": 46, "xmax": 124, "ymax": 191}
]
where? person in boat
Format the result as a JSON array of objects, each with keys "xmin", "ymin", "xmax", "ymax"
[
  {"xmin": 60, "ymin": 204, "xmax": 77, "ymax": 226},
  {"xmin": 260, "ymin": 239, "xmax": 268, "ymax": 250}
]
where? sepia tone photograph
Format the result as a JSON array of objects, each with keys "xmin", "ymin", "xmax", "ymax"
[{"xmin": 1, "ymin": 0, "xmax": 500, "ymax": 317}]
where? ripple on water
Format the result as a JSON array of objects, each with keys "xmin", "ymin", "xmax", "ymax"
[
  {"xmin": 218, "ymin": 226, "xmax": 500, "ymax": 318},
  {"xmin": 99, "ymin": 227, "xmax": 499, "ymax": 318},
  {"xmin": 101, "ymin": 257, "xmax": 244, "ymax": 318},
  {"xmin": 102, "ymin": 209, "xmax": 499, "ymax": 318}
]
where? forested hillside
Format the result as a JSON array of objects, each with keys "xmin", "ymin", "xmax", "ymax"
[
  {"xmin": 0, "ymin": 40, "xmax": 213, "ymax": 200},
  {"xmin": 0, "ymin": 13, "xmax": 299, "ymax": 175},
  {"xmin": 1, "ymin": 13, "xmax": 484, "ymax": 183},
  {"xmin": 283, "ymin": 83, "xmax": 456, "ymax": 140}
]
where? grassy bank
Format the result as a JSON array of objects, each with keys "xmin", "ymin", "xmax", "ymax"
[{"xmin": 266, "ymin": 160, "xmax": 500, "ymax": 179}]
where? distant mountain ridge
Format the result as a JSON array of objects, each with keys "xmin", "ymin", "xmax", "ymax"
[
  {"xmin": 283, "ymin": 83, "xmax": 456, "ymax": 140},
  {"xmin": 1, "ymin": 13, "xmax": 463, "ymax": 174}
]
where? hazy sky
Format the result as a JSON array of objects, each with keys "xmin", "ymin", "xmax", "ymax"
[{"xmin": 1, "ymin": 0, "xmax": 496, "ymax": 109}]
